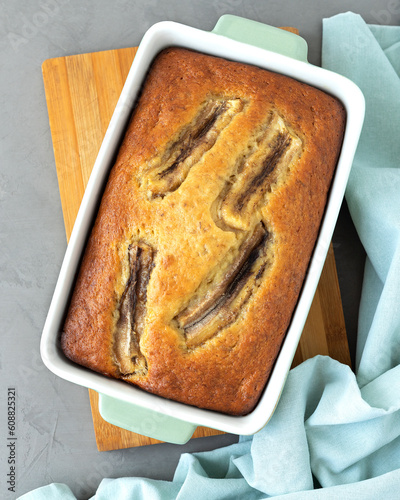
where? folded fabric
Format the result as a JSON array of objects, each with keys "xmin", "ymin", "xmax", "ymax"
[
  {"xmin": 322, "ymin": 12, "xmax": 400, "ymax": 389},
  {"xmin": 18, "ymin": 11, "xmax": 400, "ymax": 500}
]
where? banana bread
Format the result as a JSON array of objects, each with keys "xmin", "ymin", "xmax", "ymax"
[{"xmin": 61, "ymin": 47, "xmax": 346, "ymax": 415}]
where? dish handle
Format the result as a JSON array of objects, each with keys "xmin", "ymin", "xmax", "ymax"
[
  {"xmin": 212, "ymin": 14, "xmax": 308, "ymax": 63},
  {"xmin": 98, "ymin": 393, "xmax": 197, "ymax": 445}
]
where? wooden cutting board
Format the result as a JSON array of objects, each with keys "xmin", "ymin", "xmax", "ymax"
[{"xmin": 42, "ymin": 33, "xmax": 351, "ymax": 452}]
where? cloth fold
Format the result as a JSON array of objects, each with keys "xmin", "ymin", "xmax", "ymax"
[
  {"xmin": 322, "ymin": 14, "xmax": 400, "ymax": 391},
  {"xmin": 19, "ymin": 11, "xmax": 400, "ymax": 500}
]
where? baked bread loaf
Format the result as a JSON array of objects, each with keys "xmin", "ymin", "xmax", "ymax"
[{"xmin": 61, "ymin": 47, "xmax": 345, "ymax": 415}]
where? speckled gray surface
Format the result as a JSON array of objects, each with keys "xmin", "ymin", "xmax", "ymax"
[{"xmin": 1, "ymin": 1, "xmax": 398, "ymax": 498}]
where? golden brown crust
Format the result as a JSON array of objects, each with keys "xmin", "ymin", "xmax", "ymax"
[{"xmin": 61, "ymin": 48, "xmax": 345, "ymax": 415}]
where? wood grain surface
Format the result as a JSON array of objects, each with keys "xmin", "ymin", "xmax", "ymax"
[{"xmin": 42, "ymin": 35, "xmax": 351, "ymax": 451}]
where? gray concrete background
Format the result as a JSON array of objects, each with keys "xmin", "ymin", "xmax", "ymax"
[{"xmin": 1, "ymin": 1, "xmax": 398, "ymax": 498}]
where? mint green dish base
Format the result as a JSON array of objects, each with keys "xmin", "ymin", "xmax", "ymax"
[
  {"xmin": 212, "ymin": 14, "xmax": 308, "ymax": 62},
  {"xmin": 99, "ymin": 394, "xmax": 197, "ymax": 445},
  {"xmin": 98, "ymin": 15, "xmax": 309, "ymax": 445}
]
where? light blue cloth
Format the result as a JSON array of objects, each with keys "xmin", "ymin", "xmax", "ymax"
[{"xmin": 19, "ymin": 12, "xmax": 400, "ymax": 500}]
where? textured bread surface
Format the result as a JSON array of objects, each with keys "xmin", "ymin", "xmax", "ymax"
[{"xmin": 61, "ymin": 48, "xmax": 346, "ymax": 415}]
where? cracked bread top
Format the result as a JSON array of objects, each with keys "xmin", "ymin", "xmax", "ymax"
[{"xmin": 61, "ymin": 47, "xmax": 346, "ymax": 416}]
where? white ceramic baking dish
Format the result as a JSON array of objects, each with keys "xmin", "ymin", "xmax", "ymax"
[{"xmin": 41, "ymin": 15, "xmax": 365, "ymax": 444}]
